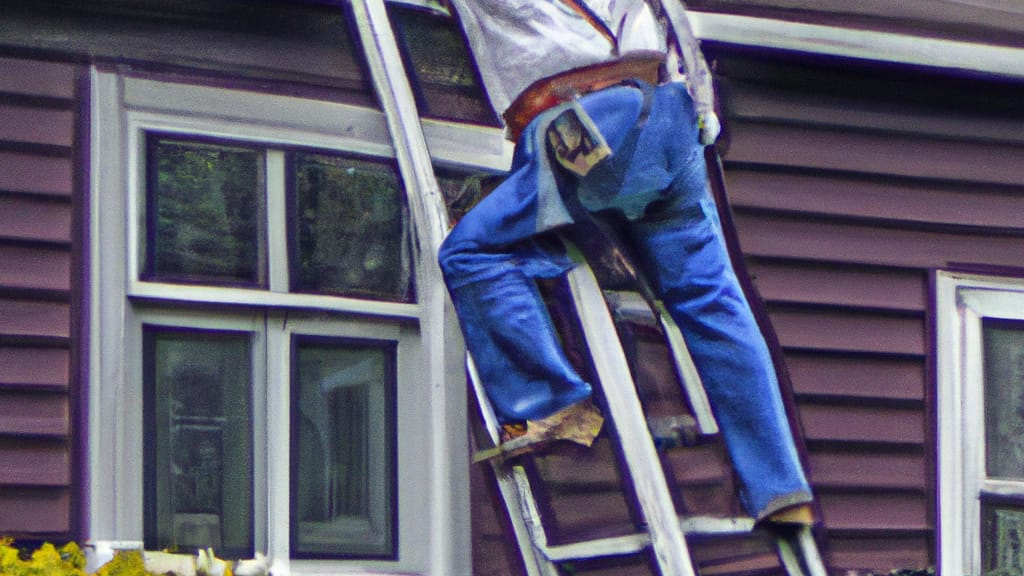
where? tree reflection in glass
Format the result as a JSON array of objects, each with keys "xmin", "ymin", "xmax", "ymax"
[
  {"xmin": 292, "ymin": 153, "xmax": 412, "ymax": 302},
  {"xmin": 147, "ymin": 137, "xmax": 264, "ymax": 286}
]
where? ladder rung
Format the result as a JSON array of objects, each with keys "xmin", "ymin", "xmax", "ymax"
[
  {"xmin": 542, "ymin": 533, "xmax": 650, "ymax": 563},
  {"xmin": 538, "ymin": 517, "xmax": 758, "ymax": 563},
  {"xmin": 682, "ymin": 516, "xmax": 756, "ymax": 535}
]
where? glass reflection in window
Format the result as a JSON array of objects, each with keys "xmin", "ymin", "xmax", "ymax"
[
  {"xmin": 983, "ymin": 319, "xmax": 1024, "ymax": 480},
  {"xmin": 291, "ymin": 153, "xmax": 412, "ymax": 302},
  {"xmin": 143, "ymin": 328, "xmax": 254, "ymax": 558},
  {"xmin": 145, "ymin": 137, "xmax": 265, "ymax": 286},
  {"xmin": 291, "ymin": 336, "xmax": 396, "ymax": 559}
]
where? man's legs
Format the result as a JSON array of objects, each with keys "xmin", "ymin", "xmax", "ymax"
[
  {"xmin": 439, "ymin": 143, "xmax": 591, "ymax": 424},
  {"xmin": 626, "ymin": 187, "xmax": 813, "ymax": 520}
]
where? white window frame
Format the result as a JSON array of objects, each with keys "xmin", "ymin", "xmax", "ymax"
[
  {"xmin": 937, "ymin": 271, "xmax": 1024, "ymax": 575},
  {"xmin": 88, "ymin": 19, "xmax": 511, "ymax": 573}
]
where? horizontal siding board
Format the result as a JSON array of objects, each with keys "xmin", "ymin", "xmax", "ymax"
[
  {"xmin": 0, "ymin": 299, "xmax": 70, "ymax": 339},
  {"xmin": 819, "ymin": 493, "xmax": 929, "ymax": 532},
  {"xmin": 0, "ymin": 439, "xmax": 70, "ymax": 486},
  {"xmin": 799, "ymin": 403, "xmax": 925, "ymax": 445},
  {"xmin": 785, "ymin": 354, "xmax": 924, "ymax": 401},
  {"xmin": 0, "ymin": 57, "xmax": 77, "ymax": 100},
  {"xmin": 690, "ymin": 533, "xmax": 782, "ymax": 573},
  {"xmin": 0, "ymin": 391, "xmax": 69, "ymax": 437},
  {"xmin": 663, "ymin": 444, "xmax": 733, "ymax": 485},
  {"xmin": 0, "ymin": 104, "xmax": 74, "ymax": 148},
  {"xmin": 734, "ymin": 211, "xmax": 1024, "ymax": 270},
  {"xmin": 696, "ymin": 552, "xmax": 780, "ymax": 575},
  {"xmin": 3, "ymin": 9, "xmax": 374, "ymax": 106},
  {"xmin": 726, "ymin": 169, "xmax": 1024, "ymax": 231},
  {"xmin": 748, "ymin": 260, "xmax": 927, "ymax": 312},
  {"xmin": 725, "ymin": 81, "xmax": 1024, "ymax": 144},
  {"xmin": 0, "ymin": 245, "xmax": 71, "ymax": 292},
  {"xmin": 807, "ymin": 449, "xmax": 926, "ymax": 490},
  {"xmin": 824, "ymin": 536, "xmax": 933, "ymax": 573},
  {"xmin": 0, "ymin": 151, "xmax": 72, "ymax": 197},
  {"xmin": 0, "ymin": 347, "xmax": 69, "ymax": 388},
  {"xmin": 0, "ymin": 488, "xmax": 70, "ymax": 534},
  {"xmin": 727, "ymin": 121, "xmax": 1024, "ymax": 186},
  {"xmin": 536, "ymin": 441, "xmax": 621, "ymax": 488},
  {"xmin": 556, "ymin": 555, "xmax": 654, "ymax": 576},
  {"xmin": 543, "ymin": 491, "xmax": 636, "ymax": 543},
  {"xmin": 0, "ymin": 196, "xmax": 72, "ymax": 244},
  {"xmin": 769, "ymin": 308, "xmax": 925, "ymax": 356}
]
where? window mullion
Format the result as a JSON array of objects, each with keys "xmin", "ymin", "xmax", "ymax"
[
  {"xmin": 267, "ymin": 150, "xmax": 289, "ymax": 293},
  {"xmin": 252, "ymin": 318, "xmax": 270, "ymax": 557},
  {"xmin": 265, "ymin": 311, "xmax": 292, "ymax": 568}
]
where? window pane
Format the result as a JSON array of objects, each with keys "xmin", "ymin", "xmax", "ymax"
[
  {"xmin": 983, "ymin": 319, "xmax": 1024, "ymax": 480},
  {"xmin": 146, "ymin": 136, "xmax": 265, "ymax": 286},
  {"xmin": 144, "ymin": 328, "xmax": 253, "ymax": 558},
  {"xmin": 983, "ymin": 503, "xmax": 1024, "ymax": 575},
  {"xmin": 388, "ymin": 5, "xmax": 499, "ymax": 126},
  {"xmin": 291, "ymin": 337, "xmax": 396, "ymax": 558},
  {"xmin": 292, "ymin": 152, "xmax": 412, "ymax": 302}
]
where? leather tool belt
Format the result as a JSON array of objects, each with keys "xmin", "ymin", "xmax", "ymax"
[{"xmin": 502, "ymin": 51, "xmax": 664, "ymax": 142}]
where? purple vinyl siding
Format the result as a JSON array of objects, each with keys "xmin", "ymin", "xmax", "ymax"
[
  {"xmin": 716, "ymin": 50, "xmax": 1024, "ymax": 572},
  {"xmin": 0, "ymin": 55, "xmax": 83, "ymax": 539}
]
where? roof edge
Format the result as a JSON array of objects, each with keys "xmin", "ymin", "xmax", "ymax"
[{"xmin": 690, "ymin": 11, "xmax": 1024, "ymax": 80}]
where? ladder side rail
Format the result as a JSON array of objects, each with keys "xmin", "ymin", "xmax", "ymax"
[
  {"xmin": 653, "ymin": 301, "xmax": 718, "ymax": 435},
  {"xmin": 565, "ymin": 257, "xmax": 697, "ymax": 576},
  {"xmin": 605, "ymin": 291, "xmax": 719, "ymax": 436},
  {"xmin": 468, "ymin": 358, "xmax": 561, "ymax": 576},
  {"xmin": 776, "ymin": 527, "xmax": 828, "ymax": 576},
  {"xmin": 776, "ymin": 537, "xmax": 807, "ymax": 576},
  {"xmin": 796, "ymin": 526, "xmax": 828, "ymax": 576}
]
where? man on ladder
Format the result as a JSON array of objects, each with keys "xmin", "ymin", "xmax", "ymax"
[{"xmin": 436, "ymin": 0, "xmax": 816, "ymax": 529}]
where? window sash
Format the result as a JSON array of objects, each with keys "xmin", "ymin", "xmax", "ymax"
[
  {"xmin": 124, "ymin": 308, "xmax": 411, "ymax": 561},
  {"xmin": 143, "ymin": 326, "xmax": 256, "ymax": 558},
  {"xmin": 289, "ymin": 335, "xmax": 397, "ymax": 559},
  {"xmin": 127, "ymin": 119, "xmax": 420, "ymax": 318},
  {"xmin": 91, "ymin": 62, "xmax": 508, "ymax": 573}
]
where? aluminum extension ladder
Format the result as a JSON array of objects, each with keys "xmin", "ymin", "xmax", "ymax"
[{"xmin": 467, "ymin": 242, "xmax": 828, "ymax": 576}]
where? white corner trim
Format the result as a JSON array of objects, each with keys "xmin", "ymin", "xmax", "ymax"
[{"xmin": 689, "ymin": 11, "xmax": 1024, "ymax": 80}]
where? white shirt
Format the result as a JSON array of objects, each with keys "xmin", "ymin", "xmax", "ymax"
[{"xmin": 450, "ymin": 0, "xmax": 668, "ymax": 115}]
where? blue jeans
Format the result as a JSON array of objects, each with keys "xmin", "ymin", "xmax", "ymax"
[{"xmin": 439, "ymin": 82, "xmax": 812, "ymax": 519}]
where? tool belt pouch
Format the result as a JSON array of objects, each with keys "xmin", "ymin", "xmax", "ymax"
[{"xmin": 545, "ymin": 101, "xmax": 611, "ymax": 178}]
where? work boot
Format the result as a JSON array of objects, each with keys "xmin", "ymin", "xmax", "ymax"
[{"xmin": 473, "ymin": 400, "xmax": 604, "ymax": 463}]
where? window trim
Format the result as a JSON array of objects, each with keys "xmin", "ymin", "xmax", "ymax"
[
  {"xmin": 936, "ymin": 271, "xmax": 1024, "ymax": 575},
  {"xmin": 90, "ymin": 59, "xmax": 508, "ymax": 573},
  {"xmin": 136, "ymin": 310, "xmax": 268, "ymax": 559},
  {"xmin": 123, "ymin": 101, "xmax": 419, "ymax": 319},
  {"xmin": 287, "ymin": 334, "xmax": 397, "ymax": 560}
]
